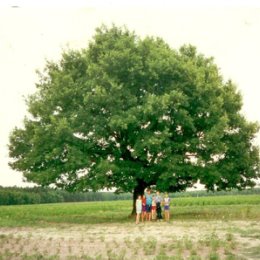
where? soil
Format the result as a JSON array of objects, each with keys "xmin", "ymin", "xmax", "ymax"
[{"xmin": 0, "ymin": 220, "xmax": 259, "ymax": 260}]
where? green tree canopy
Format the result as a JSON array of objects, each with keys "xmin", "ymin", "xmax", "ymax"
[{"xmin": 9, "ymin": 25, "xmax": 260, "ymax": 211}]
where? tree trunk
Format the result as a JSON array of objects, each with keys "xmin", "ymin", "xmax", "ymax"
[{"xmin": 131, "ymin": 180, "xmax": 147, "ymax": 215}]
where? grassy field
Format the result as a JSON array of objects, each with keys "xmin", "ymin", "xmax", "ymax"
[
  {"xmin": 0, "ymin": 195, "xmax": 259, "ymax": 227},
  {"xmin": 0, "ymin": 195, "xmax": 259, "ymax": 260}
]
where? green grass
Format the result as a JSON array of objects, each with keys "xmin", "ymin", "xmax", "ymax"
[
  {"xmin": 0, "ymin": 195, "xmax": 259, "ymax": 227},
  {"xmin": 171, "ymin": 194, "xmax": 260, "ymax": 206}
]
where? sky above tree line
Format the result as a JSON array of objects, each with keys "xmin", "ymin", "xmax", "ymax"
[{"xmin": 0, "ymin": 0, "xmax": 260, "ymax": 187}]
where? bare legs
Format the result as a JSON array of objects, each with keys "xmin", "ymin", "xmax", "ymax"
[
  {"xmin": 136, "ymin": 213, "xmax": 140, "ymax": 224},
  {"xmin": 164, "ymin": 210, "xmax": 170, "ymax": 221}
]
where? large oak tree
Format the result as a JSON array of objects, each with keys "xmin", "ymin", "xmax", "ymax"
[{"xmin": 9, "ymin": 25, "xmax": 260, "ymax": 213}]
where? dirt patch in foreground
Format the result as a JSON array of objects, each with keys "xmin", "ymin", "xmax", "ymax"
[{"xmin": 0, "ymin": 220, "xmax": 259, "ymax": 260}]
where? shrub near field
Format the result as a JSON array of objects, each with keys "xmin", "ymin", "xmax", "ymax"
[{"xmin": 0, "ymin": 195, "xmax": 259, "ymax": 227}]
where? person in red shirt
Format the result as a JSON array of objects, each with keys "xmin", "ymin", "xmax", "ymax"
[{"xmin": 141, "ymin": 195, "xmax": 146, "ymax": 222}]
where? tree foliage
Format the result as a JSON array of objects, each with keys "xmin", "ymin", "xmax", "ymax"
[{"xmin": 9, "ymin": 25, "xmax": 260, "ymax": 200}]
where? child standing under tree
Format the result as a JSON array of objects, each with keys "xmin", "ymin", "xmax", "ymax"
[
  {"xmin": 135, "ymin": 195, "xmax": 142, "ymax": 224},
  {"xmin": 151, "ymin": 195, "xmax": 157, "ymax": 220},
  {"xmin": 155, "ymin": 191, "xmax": 163, "ymax": 221},
  {"xmin": 141, "ymin": 194, "xmax": 146, "ymax": 222},
  {"xmin": 145, "ymin": 189, "xmax": 152, "ymax": 221},
  {"xmin": 163, "ymin": 193, "xmax": 171, "ymax": 222}
]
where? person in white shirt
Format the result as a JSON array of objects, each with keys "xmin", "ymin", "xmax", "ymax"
[
  {"xmin": 135, "ymin": 195, "xmax": 142, "ymax": 224},
  {"xmin": 163, "ymin": 193, "xmax": 171, "ymax": 222}
]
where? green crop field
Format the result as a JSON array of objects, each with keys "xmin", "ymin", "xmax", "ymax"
[
  {"xmin": 0, "ymin": 194, "xmax": 259, "ymax": 227},
  {"xmin": 0, "ymin": 195, "xmax": 259, "ymax": 260}
]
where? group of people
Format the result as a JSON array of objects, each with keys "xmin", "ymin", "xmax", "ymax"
[{"xmin": 135, "ymin": 189, "xmax": 170, "ymax": 224}]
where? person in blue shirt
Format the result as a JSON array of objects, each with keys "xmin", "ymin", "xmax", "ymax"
[{"xmin": 145, "ymin": 189, "xmax": 152, "ymax": 221}]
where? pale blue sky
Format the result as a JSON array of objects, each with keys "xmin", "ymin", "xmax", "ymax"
[{"xmin": 1, "ymin": 1, "xmax": 260, "ymax": 186}]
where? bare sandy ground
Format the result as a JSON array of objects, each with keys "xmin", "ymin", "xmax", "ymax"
[{"xmin": 0, "ymin": 220, "xmax": 259, "ymax": 260}]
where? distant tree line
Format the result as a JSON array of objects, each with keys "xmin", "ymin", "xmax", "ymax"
[
  {"xmin": 0, "ymin": 186, "xmax": 259, "ymax": 206},
  {"xmin": 0, "ymin": 187, "xmax": 130, "ymax": 205},
  {"xmin": 173, "ymin": 187, "xmax": 260, "ymax": 198}
]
